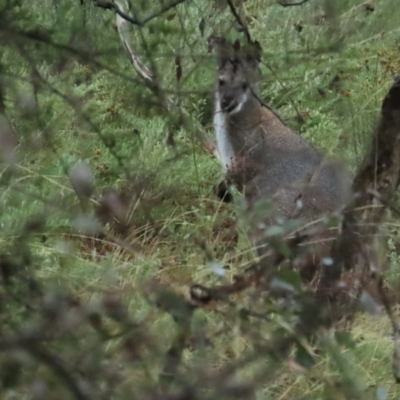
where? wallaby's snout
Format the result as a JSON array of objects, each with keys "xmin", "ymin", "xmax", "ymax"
[
  {"xmin": 217, "ymin": 65, "xmax": 250, "ymax": 114},
  {"xmin": 218, "ymin": 90, "xmax": 245, "ymax": 114},
  {"xmin": 213, "ymin": 37, "xmax": 261, "ymax": 116},
  {"xmin": 220, "ymin": 93, "xmax": 236, "ymax": 113}
]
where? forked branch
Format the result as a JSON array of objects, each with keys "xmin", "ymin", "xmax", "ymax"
[
  {"xmin": 102, "ymin": 0, "xmax": 219, "ymax": 158},
  {"xmin": 92, "ymin": 0, "xmax": 187, "ymax": 27},
  {"xmin": 113, "ymin": 1, "xmax": 152, "ymax": 80}
]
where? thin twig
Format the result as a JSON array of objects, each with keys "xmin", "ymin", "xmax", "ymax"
[
  {"xmin": 0, "ymin": 338, "xmax": 91, "ymax": 400},
  {"xmin": 30, "ymin": 346, "xmax": 92, "ymax": 400},
  {"xmin": 92, "ymin": 0, "xmax": 187, "ymax": 27},
  {"xmin": 366, "ymin": 189, "xmax": 400, "ymax": 218},
  {"xmin": 277, "ymin": 0, "xmax": 310, "ymax": 7}
]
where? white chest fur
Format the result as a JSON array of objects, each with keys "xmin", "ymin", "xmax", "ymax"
[{"xmin": 213, "ymin": 94, "xmax": 234, "ymax": 171}]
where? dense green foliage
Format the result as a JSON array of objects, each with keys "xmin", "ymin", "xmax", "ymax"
[{"xmin": 1, "ymin": 0, "xmax": 400, "ymax": 398}]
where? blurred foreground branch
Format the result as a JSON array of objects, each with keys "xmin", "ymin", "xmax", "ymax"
[{"xmin": 319, "ymin": 76, "xmax": 400, "ymax": 293}]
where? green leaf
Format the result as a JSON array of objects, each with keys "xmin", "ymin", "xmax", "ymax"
[
  {"xmin": 335, "ymin": 331, "xmax": 356, "ymax": 349},
  {"xmin": 274, "ymin": 270, "xmax": 303, "ymax": 291},
  {"xmin": 294, "ymin": 343, "xmax": 315, "ymax": 369}
]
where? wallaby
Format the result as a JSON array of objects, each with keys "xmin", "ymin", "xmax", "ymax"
[{"xmin": 212, "ymin": 37, "xmax": 352, "ymax": 260}]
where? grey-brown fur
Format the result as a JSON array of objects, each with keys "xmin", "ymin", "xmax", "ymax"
[{"xmin": 212, "ymin": 38, "xmax": 352, "ymax": 255}]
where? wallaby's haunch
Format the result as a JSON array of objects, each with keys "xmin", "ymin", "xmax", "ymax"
[{"xmin": 212, "ymin": 38, "xmax": 352, "ymax": 259}]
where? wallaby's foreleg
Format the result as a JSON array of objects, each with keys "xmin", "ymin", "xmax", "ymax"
[{"xmin": 214, "ymin": 180, "xmax": 233, "ymax": 203}]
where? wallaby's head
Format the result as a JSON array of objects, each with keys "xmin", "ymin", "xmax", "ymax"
[{"xmin": 212, "ymin": 37, "xmax": 262, "ymax": 115}]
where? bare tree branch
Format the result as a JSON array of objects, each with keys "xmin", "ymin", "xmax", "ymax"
[
  {"xmin": 316, "ymin": 78, "xmax": 400, "ymax": 365},
  {"xmin": 226, "ymin": 0, "xmax": 251, "ymax": 43},
  {"xmin": 326, "ymin": 76, "xmax": 400, "ymax": 283},
  {"xmin": 92, "ymin": 0, "xmax": 187, "ymax": 27},
  {"xmin": 0, "ymin": 337, "xmax": 91, "ymax": 400},
  {"xmin": 113, "ymin": 1, "xmax": 152, "ymax": 80},
  {"xmin": 30, "ymin": 346, "xmax": 92, "ymax": 400}
]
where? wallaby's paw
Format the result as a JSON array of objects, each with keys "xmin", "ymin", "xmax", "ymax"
[{"xmin": 214, "ymin": 180, "xmax": 233, "ymax": 203}]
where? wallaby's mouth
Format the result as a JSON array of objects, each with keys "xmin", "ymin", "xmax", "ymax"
[{"xmin": 221, "ymin": 102, "xmax": 238, "ymax": 114}]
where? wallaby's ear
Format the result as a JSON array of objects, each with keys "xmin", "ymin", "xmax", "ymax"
[
  {"xmin": 242, "ymin": 40, "xmax": 262, "ymax": 70},
  {"xmin": 209, "ymin": 36, "xmax": 234, "ymax": 68}
]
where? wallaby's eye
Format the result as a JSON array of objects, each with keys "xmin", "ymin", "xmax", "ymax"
[
  {"xmin": 242, "ymin": 82, "xmax": 248, "ymax": 90},
  {"xmin": 218, "ymin": 79, "xmax": 225, "ymax": 87}
]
